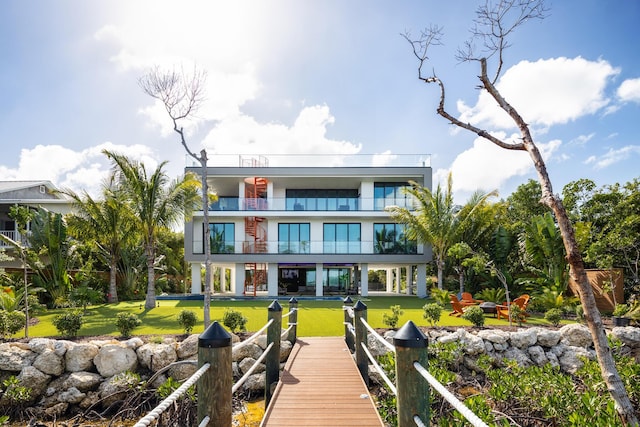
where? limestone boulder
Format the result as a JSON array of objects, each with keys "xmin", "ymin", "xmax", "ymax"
[
  {"xmin": 0, "ymin": 343, "xmax": 36, "ymax": 371},
  {"xmin": 64, "ymin": 371, "xmax": 103, "ymax": 392},
  {"xmin": 477, "ymin": 329, "xmax": 509, "ymax": 345},
  {"xmin": 501, "ymin": 347, "xmax": 532, "ymax": 367},
  {"xmin": 18, "ymin": 366, "xmax": 51, "ymax": 401},
  {"xmin": 33, "ymin": 349, "xmax": 65, "ymax": 376},
  {"xmin": 94, "ymin": 344, "xmax": 137, "ymax": 378},
  {"xmin": 232, "ymin": 342, "xmax": 263, "ymax": 362},
  {"xmin": 28, "ymin": 338, "xmax": 57, "ymax": 354},
  {"xmin": 280, "ymin": 340, "xmax": 293, "ymax": 362},
  {"xmin": 509, "ymin": 328, "xmax": 537, "ymax": 349},
  {"xmin": 176, "ymin": 334, "xmax": 199, "ymax": 358},
  {"xmin": 58, "ymin": 387, "xmax": 86, "ymax": 404},
  {"xmin": 239, "ymin": 357, "xmax": 265, "ymax": 375},
  {"xmin": 558, "ymin": 345, "xmax": 594, "ymax": 374},
  {"xmin": 65, "ymin": 343, "xmax": 99, "ymax": 372},
  {"xmin": 534, "ymin": 328, "xmax": 561, "ymax": 347},
  {"xmin": 98, "ymin": 372, "xmax": 140, "ymax": 408},
  {"xmin": 136, "ymin": 343, "xmax": 178, "ymax": 372},
  {"xmin": 168, "ymin": 359, "xmax": 198, "ymax": 381},
  {"xmin": 527, "ymin": 345, "xmax": 549, "ymax": 366},
  {"xmin": 610, "ymin": 326, "xmax": 640, "ymax": 349},
  {"xmin": 242, "ymin": 372, "xmax": 265, "ymax": 393},
  {"xmin": 559, "ymin": 324, "xmax": 592, "ymax": 348}
]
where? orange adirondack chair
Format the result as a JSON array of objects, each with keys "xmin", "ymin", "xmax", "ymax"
[
  {"xmin": 461, "ymin": 292, "xmax": 483, "ymax": 305},
  {"xmin": 449, "ymin": 294, "xmax": 476, "ymax": 317},
  {"xmin": 496, "ymin": 295, "xmax": 530, "ymax": 321}
]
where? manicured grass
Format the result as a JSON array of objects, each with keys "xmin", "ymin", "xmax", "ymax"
[{"xmin": 21, "ymin": 296, "xmax": 554, "ymax": 339}]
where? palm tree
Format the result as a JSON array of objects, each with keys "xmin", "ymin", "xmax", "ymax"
[
  {"xmin": 62, "ymin": 179, "xmax": 136, "ymax": 304},
  {"xmin": 104, "ymin": 150, "xmax": 200, "ymax": 309},
  {"xmin": 387, "ymin": 173, "xmax": 496, "ymax": 289}
]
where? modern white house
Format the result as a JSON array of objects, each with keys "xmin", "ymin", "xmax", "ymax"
[
  {"xmin": 183, "ymin": 154, "xmax": 432, "ymax": 298},
  {"xmin": 0, "ymin": 181, "xmax": 73, "ymax": 269}
]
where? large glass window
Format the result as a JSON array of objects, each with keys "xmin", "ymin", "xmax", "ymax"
[
  {"xmin": 286, "ymin": 189, "xmax": 359, "ymax": 211},
  {"xmin": 323, "ymin": 223, "xmax": 361, "ymax": 254},
  {"xmin": 374, "ymin": 223, "xmax": 417, "ymax": 254},
  {"xmin": 209, "ymin": 223, "xmax": 235, "ymax": 253},
  {"xmin": 323, "ymin": 267, "xmax": 351, "ymax": 293},
  {"xmin": 374, "ymin": 182, "xmax": 413, "ymax": 210},
  {"xmin": 278, "ymin": 223, "xmax": 311, "ymax": 254}
]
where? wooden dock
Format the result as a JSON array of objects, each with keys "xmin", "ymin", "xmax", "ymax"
[{"xmin": 260, "ymin": 337, "xmax": 384, "ymax": 426}]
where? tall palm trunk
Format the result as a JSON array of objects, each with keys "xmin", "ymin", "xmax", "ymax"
[
  {"xmin": 145, "ymin": 241, "xmax": 156, "ymax": 309},
  {"xmin": 108, "ymin": 259, "xmax": 118, "ymax": 303}
]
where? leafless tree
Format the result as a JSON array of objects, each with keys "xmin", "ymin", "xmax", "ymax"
[
  {"xmin": 404, "ymin": 0, "xmax": 639, "ymax": 424},
  {"xmin": 139, "ymin": 66, "xmax": 213, "ymax": 328}
]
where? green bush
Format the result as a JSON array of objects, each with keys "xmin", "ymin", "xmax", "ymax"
[
  {"xmin": 0, "ymin": 310, "xmax": 26, "ymax": 338},
  {"xmin": 52, "ymin": 310, "xmax": 84, "ymax": 337},
  {"xmin": 177, "ymin": 309, "xmax": 198, "ymax": 334},
  {"xmin": 422, "ymin": 303, "xmax": 442, "ymax": 327},
  {"xmin": 429, "ymin": 287, "xmax": 451, "ymax": 306},
  {"xmin": 509, "ymin": 304, "xmax": 527, "ymax": 326},
  {"xmin": 461, "ymin": 306, "xmax": 485, "ymax": 327},
  {"xmin": 475, "ymin": 287, "xmax": 506, "ymax": 304},
  {"xmin": 222, "ymin": 308, "xmax": 247, "ymax": 333},
  {"xmin": 382, "ymin": 305, "xmax": 403, "ymax": 328},
  {"xmin": 115, "ymin": 312, "xmax": 142, "ymax": 338},
  {"xmin": 544, "ymin": 308, "xmax": 563, "ymax": 327}
]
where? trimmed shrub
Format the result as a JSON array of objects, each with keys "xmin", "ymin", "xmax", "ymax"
[
  {"xmin": 222, "ymin": 308, "xmax": 247, "ymax": 333},
  {"xmin": 461, "ymin": 306, "xmax": 485, "ymax": 327},
  {"xmin": 52, "ymin": 310, "xmax": 84, "ymax": 337},
  {"xmin": 177, "ymin": 309, "xmax": 198, "ymax": 334},
  {"xmin": 544, "ymin": 308, "xmax": 563, "ymax": 327},
  {"xmin": 115, "ymin": 312, "xmax": 142, "ymax": 338},
  {"xmin": 382, "ymin": 305, "xmax": 404, "ymax": 328},
  {"xmin": 0, "ymin": 310, "xmax": 26, "ymax": 338},
  {"xmin": 422, "ymin": 303, "xmax": 442, "ymax": 326}
]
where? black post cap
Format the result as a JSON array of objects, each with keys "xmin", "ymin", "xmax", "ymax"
[
  {"xmin": 393, "ymin": 320, "xmax": 428, "ymax": 348},
  {"xmin": 268, "ymin": 300, "xmax": 283, "ymax": 312},
  {"xmin": 199, "ymin": 321, "xmax": 232, "ymax": 348},
  {"xmin": 289, "ymin": 297, "xmax": 298, "ymax": 304},
  {"xmin": 353, "ymin": 300, "xmax": 367, "ymax": 311},
  {"xmin": 343, "ymin": 296, "xmax": 353, "ymax": 304}
]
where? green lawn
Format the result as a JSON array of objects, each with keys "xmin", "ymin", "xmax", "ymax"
[{"xmin": 21, "ymin": 296, "xmax": 555, "ymax": 339}]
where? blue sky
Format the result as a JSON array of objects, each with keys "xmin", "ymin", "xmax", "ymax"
[{"xmin": 1, "ymin": 0, "xmax": 639, "ymax": 202}]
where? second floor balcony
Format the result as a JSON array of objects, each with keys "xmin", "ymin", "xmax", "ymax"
[{"xmin": 209, "ymin": 197, "xmax": 416, "ymax": 212}]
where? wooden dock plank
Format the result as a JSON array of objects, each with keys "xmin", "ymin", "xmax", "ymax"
[{"xmin": 260, "ymin": 337, "xmax": 384, "ymax": 426}]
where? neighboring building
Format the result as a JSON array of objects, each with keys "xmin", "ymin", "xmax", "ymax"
[
  {"xmin": 183, "ymin": 154, "xmax": 432, "ymax": 298},
  {"xmin": 0, "ymin": 181, "xmax": 73, "ymax": 269}
]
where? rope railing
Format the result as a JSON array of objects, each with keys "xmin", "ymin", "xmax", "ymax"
[
  {"xmin": 413, "ymin": 362, "xmax": 489, "ymax": 427},
  {"xmin": 133, "ymin": 362, "xmax": 211, "ymax": 427},
  {"xmin": 232, "ymin": 342, "xmax": 274, "ymax": 393},
  {"xmin": 345, "ymin": 300, "xmax": 488, "ymax": 427},
  {"xmin": 282, "ymin": 307, "xmax": 297, "ymax": 318},
  {"xmin": 132, "ymin": 298, "xmax": 299, "ymax": 427}
]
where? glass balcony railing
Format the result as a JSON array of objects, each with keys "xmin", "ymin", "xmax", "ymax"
[
  {"xmin": 192, "ymin": 239, "xmax": 420, "ymax": 255},
  {"xmin": 208, "ymin": 197, "xmax": 416, "ymax": 212}
]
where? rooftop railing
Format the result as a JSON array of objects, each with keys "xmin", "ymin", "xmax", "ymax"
[{"xmin": 186, "ymin": 153, "xmax": 431, "ymax": 168}]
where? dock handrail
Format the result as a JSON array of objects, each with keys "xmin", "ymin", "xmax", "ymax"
[
  {"xmin": 134, "ymin": 298, "xmax": 299, "ymax": 427},
  {"xmin": 343, "ymin": 299, "xmax": 488, "ymax": 427}
]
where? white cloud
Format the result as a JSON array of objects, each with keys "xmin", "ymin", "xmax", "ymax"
[
  {"xmin": 201, "ymin": 105, "xmax": 362, "ymax": 166},
  {"xmin": 617, "ymin": 78, "xmax": 640, "ymax": 103},
  {"xmin": 434, "ymin": 133, "xmax": 561, "ymax": 198},
  {"xmin": 458, "ymin": 57, "xmax": 619, "ymax": 129},
  {"xmin": 584, "ymin": 145, "xmax": 640, "ymax": 170},
  {"xmin": 0, "ymin": 143, "xmax": 159, "ymax": 197},
  {"xmin": 568, "ymin": 133, "xmax": 595, "ymax": 147}
]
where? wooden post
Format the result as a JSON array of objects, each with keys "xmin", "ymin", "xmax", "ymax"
[
  {"xmin": 198, "ymin": 321, "xmax": 232, "ymax": 427},
  {"xmin": 394, "ymin": 320, "xmax": 429, "ymax": 427},
  {"xmin": 287, "ymin": 297, "xmax": 298, "ymax": 343},
  {"xmin": 343, "ymin": 296, "xmax": 355, "ymax": 352},
  {"xmin": 353, "ymin": 300, "xmax": 368, "ymax": 385},
  {"xmin": 265, "ymin": 299, "xmax": 282, "ymax": 406}
]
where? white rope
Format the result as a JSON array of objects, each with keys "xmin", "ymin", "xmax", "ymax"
[
  {"xmin": 282, "ymin": 307, "xmax": 298, "ymax": 318},
  {"xmin": 281, "ymin": 325, "xmax": 293, "ymax": 339},
  {"xmin": 343, "ymin": 322, "xmax": 356, "ymax": 337},
  {"xmin": 360, "ymin": 342, "xmax": 397, "ymax": 395},
  {"xmin": 413, "ymin": 362, "xmax": 489, "ymax": 427},
  {"xmin": 342, "ymin": 306, "xmax": 355, "ymax": 318},
  {"xmin": 413, "ymin": 414, "xmax": 427, "ymax": 427},
  {"xmin": 360, "ymin": 317, "xmax": 395, "ymax": 352},
  {"xmin": 133, "ymin": 363, "xmax": 211, "ymax": 427},
  {"xmin": 198, "ymin": 415, "xmax": 210, "ymax": 427},
  {"xmin": 232, "ymin": 342, "xmax": 274, "ymax": 393},
  {"xmin": 233, "ymin": 318, "xmax": 274, "ymax": 351}
]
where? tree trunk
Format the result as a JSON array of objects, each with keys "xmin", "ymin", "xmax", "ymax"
[
  {"xmin": 200, "ymin": 151, "xmax": 211, "ymax": 328},
  {"xmin": 436, "ymin": 258, "xmax": 444, "ymax": 290},
  {"xmin": 108, "ymin": 258, "xmax": 118, "ymax": 303},
  {"xmin": 145, "ymin": 242, "xmax": 156, "ymax": 310},
  {"xmin": 458, "ymin": 269, "xmax": 464, "ymax": 296}
]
